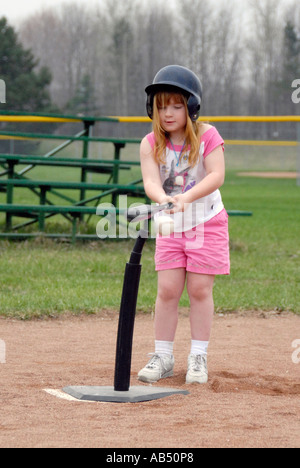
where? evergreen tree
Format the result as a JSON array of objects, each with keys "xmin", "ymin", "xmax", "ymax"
[
  {"xmin": 66, "ymin": 74, "xmax": 97, "ymax": 115},
  {"xmin": 0, "ymin": 17, "xmax": 54, "ymax": 111},
  {"xmin": 283, "ymin": 21, "xmax": 300, "ymax": 77},
  {"xmin": 274, "ymin": 21, "xmax": 300, "ymax": 115},
  {"xmin": 0, "ymin": 17, "xmax": 58, "ymax": 152}
]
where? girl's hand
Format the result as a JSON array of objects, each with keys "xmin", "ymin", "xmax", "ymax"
[
  {"xmin": 169, "ymin": 194, "xmax": 186, "ymax": 213},
  {"xmin": 158, "ymin": 194, "xmax": 174, "ymax": 206}
]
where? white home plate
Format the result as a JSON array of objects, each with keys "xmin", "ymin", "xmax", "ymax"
[{"xmin": 43, "ymin": 388, "xmax": 95, "ymax": 402}]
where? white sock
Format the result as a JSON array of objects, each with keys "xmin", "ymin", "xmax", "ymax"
[
  {"xmin": 155, "ymin": 340, "xmax": 174, "ymax": 356},
  {"xmin": 190, "ymin": 340, "xmax": 209, "ymax": 356}
]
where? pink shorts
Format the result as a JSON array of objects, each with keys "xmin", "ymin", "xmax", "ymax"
[{"xmin": 155, "ymin": 208, "xmax": 230, "ymax": 275}]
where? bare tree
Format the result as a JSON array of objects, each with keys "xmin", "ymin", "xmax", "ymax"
[
  {"xmin": 211, "ymin": 2, "xmax": 247, "ymax": 115},
  {"xmin": 19, "ymin": 3, "xmax": 108, "ymax": 109},
  {"xmin": 177, "ymin": 0, "xmax": 214, "ymax": 100},
  {"xmin": 246, "ymin": 0, "xmax": 285, "ymax": 111},
  {"xmin": 19, "ymin": 8, "xmax": 64, "ymax": 103},
  {"xmin": 17, "ymin": 0, "xmax": 298, "ymax": 135}
]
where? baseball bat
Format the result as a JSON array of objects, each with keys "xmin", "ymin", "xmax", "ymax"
[{"xmin": 126, "ymin": 202, "xmax": 173, "ymax": 222}]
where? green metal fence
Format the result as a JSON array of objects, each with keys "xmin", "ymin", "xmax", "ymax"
[{"xmin": 0, "ymin": 112, "xmax": 252, "ymax": 242}]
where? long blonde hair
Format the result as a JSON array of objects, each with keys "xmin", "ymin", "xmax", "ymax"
[{"xmin": 152, "ymin": 92, "xmax": 201, "ymax": 167}]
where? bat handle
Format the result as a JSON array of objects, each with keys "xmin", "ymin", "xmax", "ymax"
[
  {"xmin": 157, "ymin": 202, "xmax": 174, "ymax": 213},
  {"xmin": 164, "ymin": 202, "xmax": 174, "ymax": 210}
]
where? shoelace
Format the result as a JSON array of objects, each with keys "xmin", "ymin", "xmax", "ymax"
[
  {"xmin": 146, "ymin": 354, "xmax": 172, "ymax": 377},
  {"xmin": 190, "ymin": 354, "xmax": 206, "ymax": 372},
  {"xmin": 146, "ymin": 354, "xmax": 161, "ymax": 369}
]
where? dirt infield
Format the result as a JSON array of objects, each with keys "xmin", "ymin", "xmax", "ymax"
[{"xmin": 0, "ymin": 310, "xmax": 299, "ymax": 448}]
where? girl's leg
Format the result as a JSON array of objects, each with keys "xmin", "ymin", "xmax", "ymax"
[
  {"xmin": 186, "ymin": 273, "xmax": 215, "ymax": 341},
  {"xmin": 137, "ymin": 268, "xmax": 186, "ymax": 383},
  {"xmin": 185, "ymin": 273, "xmax": 215, "ymax": 384},
  {"xmin": 155, "ymin": 268, "xmax": 186, "ymax": 341}
]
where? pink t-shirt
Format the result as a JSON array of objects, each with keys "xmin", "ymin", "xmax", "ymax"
[
  {"xmin": 146, "ymin": 126, "xmax": 224, "ymax": 160},
  {"xmin": 145, "ymin": 126, "xmax": 225, "ymax": 231}
]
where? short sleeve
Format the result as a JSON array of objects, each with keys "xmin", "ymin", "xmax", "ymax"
[
  {"xmin": 201, "ymin": 127, "xmax": 224, "ymax": 159},
  {"xmin": 146, "ymin": 132, "xmax": 156, "ymax": 149}
]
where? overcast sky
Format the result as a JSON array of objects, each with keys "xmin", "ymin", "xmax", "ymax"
[
  {"xmin": 2, "ymin": 0, "xmax": 194, "ymax": 24},
  {"xmin": 1, "ymin": 0, "xmax": 99, "ymax": 23},
  {"xmin": 1, "ymin": 0, "xmax": 297, "ymax": 27}
]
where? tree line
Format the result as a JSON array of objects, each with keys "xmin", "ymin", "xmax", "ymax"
[{"xmin": 1, "ymin": 0, "xmax": 300, "ymax": 140}]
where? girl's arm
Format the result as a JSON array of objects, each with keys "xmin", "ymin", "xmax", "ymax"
[
  {"xmin": 140, "ymin": 137, "xmax": 172, "ymax": 205},
  {"xmin": 172, "ymin": 145, "xmax": 225, "ymax": 212}
]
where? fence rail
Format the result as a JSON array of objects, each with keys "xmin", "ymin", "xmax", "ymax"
[{"xmin": 1, "ymin": 111, "xmax": 298, "ymax": 241}]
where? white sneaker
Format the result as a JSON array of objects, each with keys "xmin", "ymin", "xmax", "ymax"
[
  {"xmin": 138, "ymin": 354, "xmax": 174, "ymax": 383},
  {"xmin": 186, "ymin": 354, "xmax": 208, "ymax": 384}
]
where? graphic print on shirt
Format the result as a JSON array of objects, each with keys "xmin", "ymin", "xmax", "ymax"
[
  {"xmin": 162, "ymin": 141, "xmax": 205, "ymax": 196},
  {"xmin": 162, "ymin": 160, "xmax": 193, "ymax": 195}
]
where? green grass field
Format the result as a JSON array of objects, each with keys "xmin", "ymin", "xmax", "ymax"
[{"xmin": 0, "ymin": 164, "xmax": 299, "ymax": 319}]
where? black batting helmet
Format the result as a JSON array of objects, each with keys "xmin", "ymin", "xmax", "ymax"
[{"xmin": 145, "ymin": 65, "xmax": 202, "ymax": 121}]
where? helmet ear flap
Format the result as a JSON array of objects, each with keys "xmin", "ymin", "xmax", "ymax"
[
  {"xmin": 187, "ymin": 95, "xmax": 201, "ymax": 121},
  {"xmin": 146, "ymin": 94, "xmax": 153, "ymax": 119},
  {"xmin": 147, "ymin": 93, "xmax": 201, "ymax": 121}
]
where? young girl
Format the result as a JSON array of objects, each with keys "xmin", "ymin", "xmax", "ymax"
[{"xmin": 138, "ymin": 65, "xmax": 230, "ymax": 384}]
